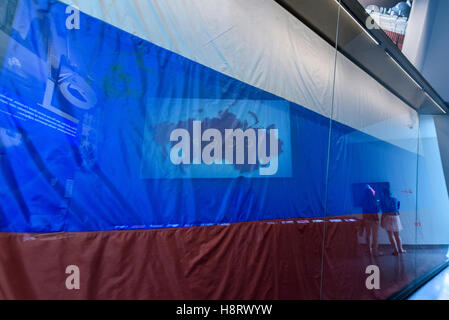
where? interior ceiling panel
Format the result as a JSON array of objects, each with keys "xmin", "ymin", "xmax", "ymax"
[{"xmin": 275, "ymin": 0, "xmax": 448, "ymax": 115}]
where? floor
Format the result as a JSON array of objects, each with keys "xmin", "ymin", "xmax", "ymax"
[
  {"xmin": 408, "ymin": 266, "xmax": 449, "ymax": 300},
  {"xmin": 321, "ymin": 243, "xmax": 449, "ymax": 299}
]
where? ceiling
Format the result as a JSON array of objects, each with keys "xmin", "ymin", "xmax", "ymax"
[{"xmin": 275, "ymin": 0, "xmax": 448, "ymax": 115}]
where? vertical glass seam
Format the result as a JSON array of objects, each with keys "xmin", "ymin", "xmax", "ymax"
[{"xmin": 319, "ymin": 0, "xmax": 341, "ymax": 301}]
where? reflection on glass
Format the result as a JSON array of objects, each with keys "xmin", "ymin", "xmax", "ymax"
[{"xmin": 361, "ymin": 0, "xmax": 413, "ymax": 50}]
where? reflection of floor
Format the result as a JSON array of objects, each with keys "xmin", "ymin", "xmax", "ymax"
[
  {"xmin": 408, "ymin": 266, "xmax": 449, "ymax": 300},
  {"xmin": 323, "ymin": 244, "xmax": 449, "ymax": 299},
  {"xmin": 362, "ymin": 245, "xmax": 449, "ymax": 299}
]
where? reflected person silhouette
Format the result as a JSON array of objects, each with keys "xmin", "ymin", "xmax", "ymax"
[
  {"xmin": 361, "ymin": 184, "xmax": 381, "ymax": 256},
  {"xmin": 380, "ymin": 187, "xmax": 406, "ymax": 256}
]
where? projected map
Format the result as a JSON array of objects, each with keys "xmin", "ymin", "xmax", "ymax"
[{"xmin": 141, "ymin": 99, "xmax": 292, "ymax": 179}]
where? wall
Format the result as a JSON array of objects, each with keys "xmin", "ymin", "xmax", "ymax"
[{"xmin": 403, "ymin": 0, "xmax": 449, "ymax": 101}]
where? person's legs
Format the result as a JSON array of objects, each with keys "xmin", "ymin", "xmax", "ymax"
[
  {"xmin": 365, "ymin": 223, "xmax": 372, "ymax": 254},
  {"xmin": 394, "ymin": 231, "xmax": 405, "ymax": 253},
  {"xmin": 387, "ymin": 230, "xmax": 399, "ymax": 254},
  {"xmin": 371, "ymin": 222, "xmax": 380, "ymax": 255}
]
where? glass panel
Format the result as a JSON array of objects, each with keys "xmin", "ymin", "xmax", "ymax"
[
  {"xmin": 415, "ymin": 115, "xmax": 449, "ymax": 281},
  {"xmin": 321, "ymin": 2, "xmax": 420, "ymax": 299}
]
